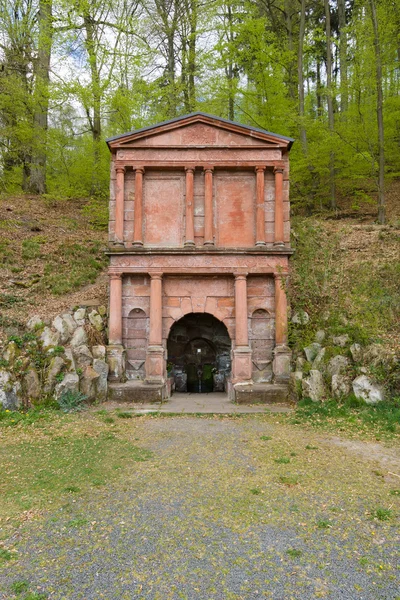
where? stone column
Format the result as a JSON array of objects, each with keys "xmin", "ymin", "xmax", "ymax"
[
  {"xmin": 272, "ymin": 273, "xmax": 291, "ymax": 383},
  {"xmin": 184, "ymin": 167, "xmax": 195, "ymax": 247},
  {"xmin": 114, "ymin": 166, "xmax": 125, "ymax": 246},
  {"xmin": 204, "ymin": 167, "xmax": 214, "ymax": 246},
  {"xmin": 133, "ymin": 167, "xmax": 144, "ymax": 246},
  {"xmin": 274, "ymin": 166, "xmax": 285, "ymax": 246},
  {"xmin": 232, "ymin": 274, "xmax": 252, "ymax": 383},
  {"xmin": 107, "ymin": 273, "xmax": 125, "ymax": 381},
  {"xmin": 255, "ymin": 166, "xmax": 266, "ymax": 246},
  {"xmin": 145, "ymin": 273, "xmax": 165, "ymax": 384},
  {"xmin": 109, "ymin": 273, "xmax": 122, "ymax": 345}
]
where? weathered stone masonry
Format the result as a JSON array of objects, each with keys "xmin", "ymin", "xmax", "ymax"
[{"xmin": 106, "ymin": 112, "xmax": 294, "ymax": 401}]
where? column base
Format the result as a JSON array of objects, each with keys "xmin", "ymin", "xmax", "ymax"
[
  {"xmin": 273, "ymin": 241, "xmax": 285, "ymax": 247},
  {"xmin": 203, "ymin": 241, "xmax": 215, "ymax": 246},
  {"xmin": 145, "ymin": 345, "xmax": 165, "ymax": 384},
  {"xmin": 255, "ymin": 241, "xmax": 266, "ymax": 246},
  {"xmin": 184, "ymin": 241, "xmax": 195, "ymax": 247},
  {"xmin": 106, "ymin": 344, "xmax": 126, "ymax": 382},
  {"xmin": 232, "ymin": 346, "xmax": 253, "ymax": 383},
  {"xmin": 132, "ymin": 241, "xmax": 143, "ymax": 247},
  {"xmin": 272, "ymin": 344, "xmax": 291, "ymax": 383},
  {"xmin": 113, "ymin": 241, "xmax": 124, "ymax": 248}
]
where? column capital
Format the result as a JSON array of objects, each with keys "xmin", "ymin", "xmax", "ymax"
[
  {"xmin": 255, "ymin": 165, "xmax": 266, "ymax": 173},
  {"xmin": 273, "ymin": 165, "xmax": 284, "ymax": 174},
  {"xmin": 135, "ymin": 166, "xmax": 145, "ymax": 175},
  {"xmin": 185, "ymin": 166, "xmax": 195, "ymax": 174},
  {"xmin": 149, "ymin": 272, "xmax": 163, "ymax": 280},
  {"xmin": 115, "ymin": 165, "xmax": 125, "ymax": 174},
  {"xmin": 234, "ymin": 273, "xmax": 248, "ymax": 281},
  {"xmin": 273, "ymin": 271, "xmax": 288, "ymax": 280},
  {"xmin": 203, "ymin": 165, "xmax": 214, "ymax": 174},
  {"xmin": 109, "ymin": 272, "xmax": 122, "ymax": 281}
]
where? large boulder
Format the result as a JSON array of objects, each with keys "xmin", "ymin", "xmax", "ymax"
[
  {"xmin": 304, "ymin": 343, "xmax": 322, "ymax": 362},
  {"xmin": 0, "ymin": 369, "xmax": 22, "ymax": 410},
  {"xmin": 52, "ymin": 315, "xmax": 74, "ymax": 344},
  {"xmin": 26, "ymin": 315, "xmax": 44, "ymax": 331},
  {"xmin": 327, "ymin": 355, "xmax": 349, "ymax": 378},
  {"xmin": 349, "ymin": 343, "xmax": 363, "ymax": 363},
  {"xmin": 292, "ymin": 310, "xmax": 309, "ymax": 325},
  {"xmin": 332, "ymin": 334, "xmax": 350, "ymax": 348},
  {"xmin": 92, "ymin": 345, "xmax": 106, "ymax": 360},
  {"xmin": 363, "ymin": 344, "xmax": 394, "ymax": 368},
  {"xmin": 54, "ymin": 373, "xmax": 79, "ymax": 401},
  {"xmin": 72, "ymin": 345, "xmax": 93, "ymax": 370},
  {"xmin": 88, "ymin": 310, "xmax": 104, "ymax": 332},
  {"xmin": 93, "ymin": 359, "xmax": 109, "ymax": 402},
  {"xmin": 313, "ymin": 347, "xmax": 326, "ymax": 367},
  {"xmin": 302, "ymin": 369, "xmax": 325, "ymax": 402},
  {"xmin": 3, "ymin": 341, "xmax": 19, "ymax": 363},
  {"xmin": 352, "ymin": 375, "xmax": 385, "ymax": 404},
  {"xmin": 63, "ymin": 347, "xmax": 76, "ymax": 372},
  {"xmin": 44, "ymin": 356, "xmax": 65, "ymax": 394},
  {"xmin": 40, "ymin": 327, "xmax": 61, "ymax": 350},
  {"xmin": 331, "ymin": 373, "xmax": 351, "ymax": 399},
  {"xmin": 73, "ymin": 308, "xmax": 86, "ymax": 326},
  {"xmin": 80, "ymin": 365, "xmax": 100, "ymax": 402},
  {"xmin": 23, "ymin": 367, "xmax": 41, "ymax": 400},
  {"xmin": 70, "ymin": 326, "xmax": 88, "ymax": 348}
]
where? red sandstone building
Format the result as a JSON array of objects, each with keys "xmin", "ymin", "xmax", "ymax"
[{"xmin": 106, "ymin": 113, "xmax": 293, "ymax": 403}]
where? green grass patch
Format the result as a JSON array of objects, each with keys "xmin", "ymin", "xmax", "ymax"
[
  {"xmin": 290, "ymin": 397, "xmax": 400, "ymax": 439},
  {"xmin": 274, "ymin": 457, "xmax": 291, "ymax": 464},
  {"xmin": 0, "ymin": 416, "xmax": 152, "ymax": 521},
  {"xmin": 260, "ymin": 435, "xmax": 272, "ymax": 441},
  {"xmin": 40, "ymin": 240, "xmax": 106, "ymax": 295},
  {"xmin": 0, "ymin": 548, "xmax": 14, "ymax": 562},
  {"xmin": 317, "ymin": 519, "xmax": 332, "ymax": 529},
  {"xmin": 11, "ymin": 581, "xmax": 30, "ymax": 593},
  {"xmin": 372, "ymin": 508, "xmax": 393, "ymax": 521},
  {"xmin": 286, "ymin": 548, "xmax": 302, "ymax": 558},
  {"xmin": 279, "ymin": 475, "xmax": 299, "ymax": 486}
]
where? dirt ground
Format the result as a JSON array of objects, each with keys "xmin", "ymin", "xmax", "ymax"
[{"xmin": 0, "ymin": 414, "xmax": 399, "ymax": 600}]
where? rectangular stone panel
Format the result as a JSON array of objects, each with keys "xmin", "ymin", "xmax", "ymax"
[
  {"xmin": 144, "ymin": 173, "xmax": 184, "ymax": 246},
  {"xmin": 216, "ymin": 171, "xmax": 256, "ymax": 247}
]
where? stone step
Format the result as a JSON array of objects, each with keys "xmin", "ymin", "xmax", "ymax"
[
  {"xmin": 108, "ymin": 381, "xmax": 164, "ymax": 403},
  {"xmin": 234, "ymin": 383, "xmax": 290, "ymax": 404}
]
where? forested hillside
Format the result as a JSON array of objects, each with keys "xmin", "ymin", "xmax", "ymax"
[{"xmin": 1, "ymin": 0, "xmax": 399, "ymax": 222}]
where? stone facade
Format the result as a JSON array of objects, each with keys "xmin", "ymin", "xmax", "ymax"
[{"xmin": 106, "ymin": 112, "xmax": 294, "ymax": 401}]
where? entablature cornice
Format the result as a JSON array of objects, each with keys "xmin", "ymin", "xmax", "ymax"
[{"xmin": 107, "ymin": 252, "xmax": 290, "ymax": 276}]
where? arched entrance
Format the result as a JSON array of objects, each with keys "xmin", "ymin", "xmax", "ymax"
[{"xmin": 167, "ymin": 313, "xmax": 231, "ymax": 393}]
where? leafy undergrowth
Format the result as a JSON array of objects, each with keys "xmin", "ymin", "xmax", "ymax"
[
  {"xmin": 290, "ymin": 397, "xmax": 400, "ymax": 441},
  {"xmin": 289, "ymin": 216, "xmax": 400, "ymax": 351}
]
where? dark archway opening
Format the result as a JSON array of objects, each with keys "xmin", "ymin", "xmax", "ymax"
[{"xmin": 167, "ymin": 313, "xmax": 231, "ymax": 393}]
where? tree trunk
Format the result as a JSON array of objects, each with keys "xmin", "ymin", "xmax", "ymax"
[
  {"xmin": 29, "ymin": 0, "xmax": 53, "ymax": 195},
  {"xmin": 298, "ymin": 0, "xmax": 307, "ymax": 152},
  {"xmin": 324, "ymin": 0, "xmax": 336, "ymax": 210},
  {"xmin": 83, "ymin": 12, "xmax": 102, "ymax": 195},
  {"xmin": 187, "ymin": 0, "xmax": 197, "ymax": 112},
  {"xmin": 369, "ymin": 0, "xmax": 385, "ymax": 224},
  {"xmin": 338, "ymin": 0, "xmax": 348, "ymax": 115}
]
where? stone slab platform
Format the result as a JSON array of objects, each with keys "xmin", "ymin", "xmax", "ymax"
[
  {"xmin": 103, "ymin": 391, "xmax": 292, "ymax": 414},
  {"xmin": 108, "ymin": 381, "xmax": 164, "ymax": 403},
  {"xmin": 234, "ymin": 383, "xmax": 289, "ymax": 404}
]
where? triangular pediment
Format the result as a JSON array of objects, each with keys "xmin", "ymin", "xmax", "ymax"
[{"xmin": 106, "ymin": 112, "xmax": 294, "ymax": 151}]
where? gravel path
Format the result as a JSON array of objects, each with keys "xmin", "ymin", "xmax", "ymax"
[{"xmin": 1, "ymin": 416, "xmax": 399, "ymax": 599}]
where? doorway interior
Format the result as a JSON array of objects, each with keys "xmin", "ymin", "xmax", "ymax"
[{"xmin": 167, "ymin": 313, "xmax": 231, "ymax": 393}]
